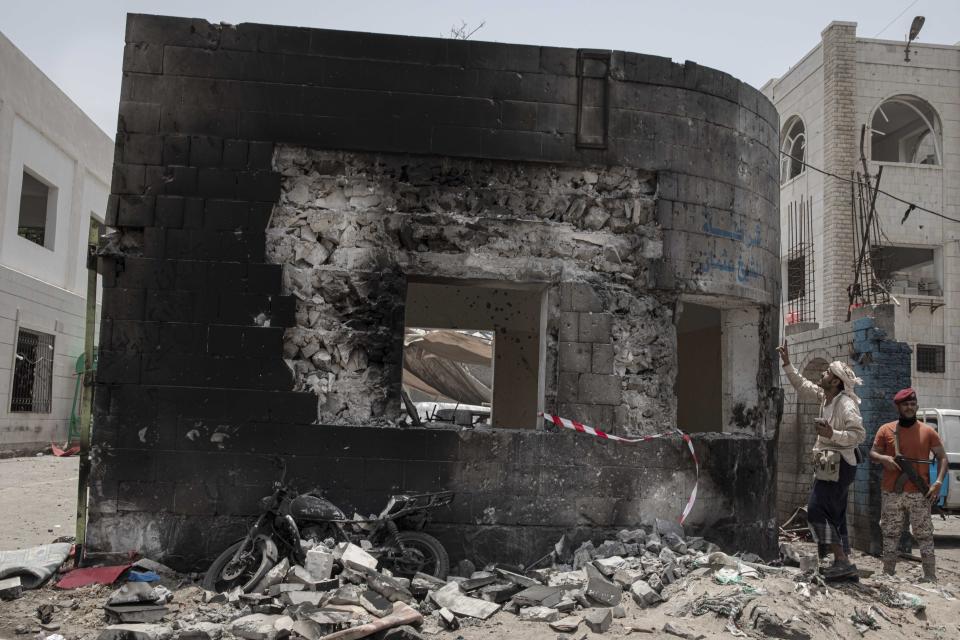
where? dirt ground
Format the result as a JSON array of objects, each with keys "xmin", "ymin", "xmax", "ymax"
[
  {"xmin": 0, "ymin": 455, "xmax": 78, "ymax": 549},
  {"xmin": 2, "ymin": 455, "xmax": 960, "ymax": 640}
]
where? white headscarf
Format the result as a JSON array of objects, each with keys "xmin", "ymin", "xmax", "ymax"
[{"xmin": 828, "ymin": 361, "xmax": 863, "ymax": 405}]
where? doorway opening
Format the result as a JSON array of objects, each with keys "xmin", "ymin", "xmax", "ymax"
[{"xmin": 676, "ymin": 301, "xmax": 722, "ymax": 432}]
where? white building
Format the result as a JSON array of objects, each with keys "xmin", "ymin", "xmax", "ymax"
[
  {"xmin": 763, "ymin": 21, "xmax": 960, "ymax": 410},
  {"xmin": 0, "ymin": 31, "xmax": 113, "ymax": 453}
]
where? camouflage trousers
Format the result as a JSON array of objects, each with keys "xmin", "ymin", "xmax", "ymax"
[{"xmin": 881, "ymin": 491, "xmax": 935, "ymax": 577}]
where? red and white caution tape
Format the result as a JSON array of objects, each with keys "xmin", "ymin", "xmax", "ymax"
[{"xmin": 540, "ymin": 412, "xmax": 699, "ymax": 524}]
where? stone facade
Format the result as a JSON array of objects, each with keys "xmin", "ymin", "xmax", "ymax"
[
  {"xmin": 763, "ymin": 23, "xmax": 960, "ymax": 408},
  {"xmin": 86, "ymin": 14, "xmax": 783, "ymax": 569}
]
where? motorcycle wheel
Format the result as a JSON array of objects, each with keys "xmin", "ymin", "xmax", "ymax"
[
  {"xmin": 393, "ymin": 531, "xmax": 450, "ymax": 579},
  {"xmin": 202, "ymin": 536, "xmax": 278, "ymax": 593}
]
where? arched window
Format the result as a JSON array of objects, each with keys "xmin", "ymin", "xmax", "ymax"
[
  {"xmin": 780, "ymin": 116, "xmax": 806, "ymax": 184},
  {"xmin": 871, "ymin": 95, "xmax": 942, "ymax": 165},
  {"xmin": 802, "ymin": 358, "xmax": 829, "ymax": 383}
]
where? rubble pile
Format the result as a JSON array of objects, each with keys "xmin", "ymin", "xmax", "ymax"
[{"xmin": 3, "ymin": 523, "xmax": 960, "ymax": 640}]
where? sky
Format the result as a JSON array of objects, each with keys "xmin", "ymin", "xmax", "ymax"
[{"xmin": 2, "ymin": 0, "xmax": 958, "ymax": 138}]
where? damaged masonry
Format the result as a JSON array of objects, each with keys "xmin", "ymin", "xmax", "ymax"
[{"xmin": 89, "ymin": 13, "xmax": 782, "ymax": 573}]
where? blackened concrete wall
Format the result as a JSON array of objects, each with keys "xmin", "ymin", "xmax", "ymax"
[{"xmin": 88, "ymin": 14, "xmax": 782, "ymax": 568}]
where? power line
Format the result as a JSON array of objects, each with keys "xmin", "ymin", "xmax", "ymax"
[
  {"xmin": 874, "ymin": 0, "xmax": 921, "ymax": 38},
  {"xmin": 779, "ymin": 150, "xmax": 960, "ymax": 224}
]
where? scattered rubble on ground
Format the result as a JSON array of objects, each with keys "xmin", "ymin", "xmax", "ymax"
[{"xmin": 1, "ymin": 522, "xmax": 959, "ymax": 640}]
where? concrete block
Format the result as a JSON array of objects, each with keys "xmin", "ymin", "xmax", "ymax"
[
  {"xmin": 561, "ymin": 282, "xmax": 602, "ymax": 312},
  {"xmin": 592, "ymin": 343, "xmax": 614, "ymax": 374},
  {"xmin": 577, "ymin": 374, "xmax": 622, "ymax": 405},
  {"xmin": 579, "ymin": 313, "xmax": 612, "ymax": 343},
  {"xmin": 583, "ymin": 564, "xmax": 620, "ymax": 606},
  {"xmin": 559, "ymin": 312, "xmax": 579, "ymax": 342},
  {"xmin": 305, "ymin": 548, "xmax": 334, "ymax": 580},
  {"xmin": 584, "ymin": 607, "xmax": 612, "ymax": 633},
  {"xmin": 557, "ymin": 372, "xmax": 579, "ymax": 402},
  {"xmin": 559, "ymin": 342, "xmax": 592, "ymax": 373}
]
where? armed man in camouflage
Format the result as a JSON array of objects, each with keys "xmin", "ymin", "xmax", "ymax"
[{"xmin": 870, "ymin": 388, "xmax": 948, "ymax": 582}]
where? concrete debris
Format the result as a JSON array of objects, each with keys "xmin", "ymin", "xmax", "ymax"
[
  {"xmin": 177, "ymin": 623, "xmax": 224, "ymax": 640},
  {"xmin": 584, "ymin": 607, "xmax": 613, "ymax": 633},
  {"xmin": 253, "ymin": 559, "xmax": 289, "ymax": 594},
  {"xmin": 593, "ymin": 556, "xmax": 626, "ymax": 575},
  {"xmin": 663, "ymin": 621, "xmax": 705, "ymax": 640},
  {"xmin": 459, "ymin": 573, "xmax": 497, "ymax": 592},
  {"xmin": 97, "ymin": 624, "xmax": 173, "ymax": 640},
  {"xmin": 584, "ymin": 564, "xmax": 621, "ymax": 606},
  {"xmin": 335, "ymin": 543, "xmax": 378, "ymax": 572},
  {"xmin": 0, "ymin": 576, "xmax": 23, "ymax": 600},
  {"xmin": 103, "ymin": 603, "xmax": 169, "ymax": 624},
  {"xmin": 630, "ymin": 580, "xmax": 664, "ymax": 607},
  {"xmin": 430, "ymin": 582, "xmax": 500, "ymax": 619},
  {"xmin": 359, "ymin": 589, "xmax": 393, "ymax": 617},
  {"xmin": 512, "ymin": 585, "xmax": 562, "ymax": 608},
  {"xmin": 494, "ymin": 567, "xmax": 540, "ymax": 588},
  {"xmin": 380, "ymin": 626, "xmax": 427, "ymax": 640},
  {"xmin": 571, "ymin": 541, "xmax": 595, "ymax": 570},
  {"xmin": 437, "ymin": 607, "xmax": 459, "ymax": 629},
  {"xmin": 478, "ymin": 582, "xmax": 521, "ymax": 603},
  {"xmin": 266, "ymin": 582, "xmax": 303, "ymax": 597},
  {"xmin": 549, "ymin": 614, "xmax": 583, "ymax": 632},
  {"xmin": 613, "ymin": 568, "xmax": 644, "ymax": 588},
  {"xmin": 365, "ymin": 571, "xmax": 413, "ymax": 603},
  {"xmin": 28, "ymin": 522, "xmax": 956, "ymax": 640},
  {"xmin": 229, "ymin": 614, "xmax": 281, "ymax": 640},
  {"xmin": 280, "ymin": 590, "xmax": 325, "ymax": 606},
  {"xmin": 517, "ymin": 606, "xmax": 561, "ymax": 622},
  {"xmin": 304, "ymin": 548, "xmax": 334, "ymax": 580}
]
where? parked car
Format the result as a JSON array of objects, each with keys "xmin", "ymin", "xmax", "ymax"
[{"xmin": 917, "ymin": 408, "xmax": 960, "ymax": 513}]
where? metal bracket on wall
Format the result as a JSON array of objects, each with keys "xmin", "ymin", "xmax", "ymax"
[
  {"xmin": 576, "ymin": 49, "xmax": 611, "ymax": 149},
  {"xmin": 908, "ymin": 299, "xmax": 944, "ymax": 315}
]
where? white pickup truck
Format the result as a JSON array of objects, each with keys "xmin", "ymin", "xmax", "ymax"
[{"xmin": 917, "ymin": 408, "xmax": 960, "ymax": 513}]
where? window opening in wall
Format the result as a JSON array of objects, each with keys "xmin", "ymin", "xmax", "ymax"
[
  {"xmin": 785, "ymin": 196, "xmax": 815, "ymax": 324},
  {"xmin": 870, "ymin": 246, "xmax": 940, "ymax": 296},
  {"xmin": 403, "ymin": 328, "xmax": 493, "ymax": 426},
  {"xmin": 870, "ymin": 95, "xmax": 942, "ymax": 165},
  {"xmin": 11, "ymin": 328, "xmax": 55, "ymax": 413},
  {"xmin": 676, "ymin": 301, "xmax": 721, "ymax": 432},
  {"xmin": 402, "ymin": 280, "xmax": 544, "ymax": 429},
  {"xmin": 916, "ymin": 344, "xmax": 945, "ymax": 374},
  {"xmin": 780, "ymin": 116, "xmax": 806, "ymax": 183},
  {"xmin": 17, "ymin": 170, "xmax": 56, "ymax": 249}
]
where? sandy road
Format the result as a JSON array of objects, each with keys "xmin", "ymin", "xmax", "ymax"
[{"xmin": 0, "ymin": 455, "xmax": 78, "ymax": 549}]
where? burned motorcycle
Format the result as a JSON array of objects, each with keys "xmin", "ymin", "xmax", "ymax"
[{"xmin": 202, "ymin": 468, "xmax": 453, "ymax": 593}]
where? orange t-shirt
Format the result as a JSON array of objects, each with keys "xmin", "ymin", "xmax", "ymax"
[{"xmin": 872, "ymin": 421, "xmax": 943, "ymax": 493}]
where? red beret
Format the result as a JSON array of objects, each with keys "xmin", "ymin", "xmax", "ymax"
[{"xmin": 894, "ymin": 388, "xmax": 917, "ymax": 404}]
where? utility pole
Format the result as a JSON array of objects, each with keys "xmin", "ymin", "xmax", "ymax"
[{"xmin": 74, "ymin": 222, "xmax": 99, "ymax": 566}]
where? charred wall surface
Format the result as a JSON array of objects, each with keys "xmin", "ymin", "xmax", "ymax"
[{"xmin": 88, "ymin": 14, "xmax": 782, "ymax": 568}]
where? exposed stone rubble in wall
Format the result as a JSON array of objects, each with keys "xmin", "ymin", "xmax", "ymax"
[{"xmin": 267, "ymin": 147, "xmax": 676, "ymax": 433}]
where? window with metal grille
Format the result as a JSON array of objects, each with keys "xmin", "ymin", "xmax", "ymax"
[
  {"xmin": 10, "ymin": 329, "xmax": 55, "ymax": 413},
  {"xmin": 916, "ymin": 344, "xmax": 945, "ymax": 374}
]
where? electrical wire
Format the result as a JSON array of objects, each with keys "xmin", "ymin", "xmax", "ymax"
[
  {"xmin": 779, "ymin": 150, "xmax": 960, "ymax": 223},
  {"xmin": 874, "ymin": 0, "xmax": 921, "ymax": 38}
]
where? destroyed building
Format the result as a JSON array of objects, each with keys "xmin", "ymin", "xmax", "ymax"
[{"xmin": 87, "ymin": 14, "xmax": 783, "ymax": 569}]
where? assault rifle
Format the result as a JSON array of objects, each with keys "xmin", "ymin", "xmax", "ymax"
[{"xmin": 893, "ymin": 455, "xmax": 945, "ymax": 518}]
